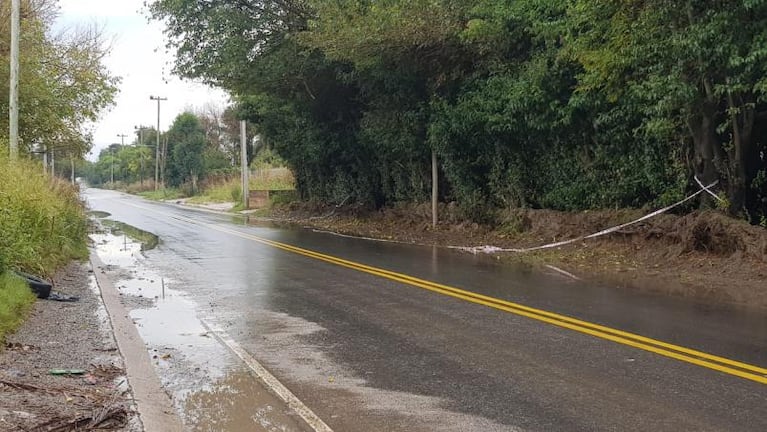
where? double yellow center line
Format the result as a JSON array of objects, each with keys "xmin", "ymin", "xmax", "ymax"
[{"xmin": 126, "ymin": 201, "xmax": 767, "ymax": 385}]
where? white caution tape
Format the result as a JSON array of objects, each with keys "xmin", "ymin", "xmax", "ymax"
[
  {"xmin": 695, "ymin": 176, "xmax": 725, "ymax": 203},
  {"xmin": 451, "ymin": 180, "xmax": 719, "ymax": 254}
]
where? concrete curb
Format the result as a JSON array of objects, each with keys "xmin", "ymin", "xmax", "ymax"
[{"xmin": 90, "ymin": 251, "xmax": 184, "ymax": 432}]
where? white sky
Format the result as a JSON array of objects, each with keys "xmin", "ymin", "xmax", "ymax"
[{"xmin": 54, "ymin": 0, "xmax": 230, "ymax": 159}]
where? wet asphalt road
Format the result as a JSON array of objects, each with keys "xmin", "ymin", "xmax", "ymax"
[{"xmin": 85, "ymin": 189, "xmax": 767, "ymax": 432}]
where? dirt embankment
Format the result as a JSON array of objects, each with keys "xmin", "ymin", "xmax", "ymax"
[{"xmin": 272, "ymin": 203, "xmax": 767, "ymax": 310}]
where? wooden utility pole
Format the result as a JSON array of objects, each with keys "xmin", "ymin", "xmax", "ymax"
[
  {"xmin": 432, "ymin": 149, "xmax": 438, "ymax": 228},
  {"xmin": 9, "ymin": 0, "xmax": 20, "ymax": 159},
  {"xmin": 241, "ymin": 120, "xmax": 249, "ymax": 209}
]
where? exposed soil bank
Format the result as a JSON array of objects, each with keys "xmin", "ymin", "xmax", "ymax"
[{"xmin": 270, "ymin": 203, "xmax": 767, "ymax": 311}]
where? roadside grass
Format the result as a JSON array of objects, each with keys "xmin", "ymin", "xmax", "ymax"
[
  {"xmin": 138, "ymin": 188, "xmax": 183, "ymax": 201},
  {"xmin": 0, "ymin": 152, "xmax": 88, "ymax": 276},
  {"xmin": 251, "ymin": 167, "xmax": 295, "ymax": 191},
  {"xmin": 188, "ymin": 177, "xmax": 240, "ymax": 204},
  {"xmin": 0, "ymin": 147, "xmax": 88, "ymax": 345},
  {"xmin": 128, "ymin": 166, "xmax": 296, "ymax": 210},
  {"xmin": 189, "ymin": 168, "xmax": 297, "ymax": 208},
  {"xmin": 124, "ymin": 180, "xmax": 158, "ymax": 195},
  {"xmin": 0, "ymin": 273, "xmax": 36, "ymax": 344}
]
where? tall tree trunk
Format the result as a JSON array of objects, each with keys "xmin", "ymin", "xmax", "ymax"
[
  {"xmin": 688, "ymin": 102, "xmax": 720, "ymax": 207},
  {"xmin": 432, "ymin": 149, "xmax": 438, "ymax": 228},
  {"xmin": 726, "ymin": 92, "xmax": 758, "ymax": 220},
  {"xmin": 726, "ymin": 92, "xmax": 749, "ymax": 217}
]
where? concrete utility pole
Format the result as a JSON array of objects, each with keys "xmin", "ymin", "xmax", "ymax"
[
  {"xmin": 135, "ymin": 126, "xmax": 145, "ymax": 186},
  {"xmin": 240, "ymin": 120, "xmax": 249, "ymax": 209},
  {"xmin": 149, "ymin": 96, "xmax": 167, "ymax": 190},
  {"xmin": 117, "ymin": 133, "xmax": 128, "ymax": 146},
  {"xmin": 110, "ymin": 147, "xmax": 114, "ymax": 184},
  {"xmin": 9, "ymin": 0, "xmax": 20, "ymax": 159},
  {"xmin": 51, "ymin": 148, "xmax": 55, "ymax": 176},
  {"xmin": 70, "ymin": 157, "xmax": 75, "ymax": 184}
]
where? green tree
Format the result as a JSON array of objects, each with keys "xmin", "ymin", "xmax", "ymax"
[
  {"xmin": 166, "ymin": 113, "xmax": 207, "ymax": 193},
  {"xmin": 0, "ymin": 1, "xmax": 119, "ymax": 159},
  {"xmin": 301, "ymin": 0, "xmax": 478, "ymax": 206},
  {"xmin": 149, "ymin": 0, "xmax": 767, "ymax": 224},
  {"xmin": 566, "ymin": 0, "xmax": 767, "ymax": 220}
]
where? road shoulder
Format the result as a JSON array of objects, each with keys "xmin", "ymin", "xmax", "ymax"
[
  {"xmin": 90, "ymin": 252, "xmax": 184, "ymax": 432},
  {"xmin": 0, "ymin": 261, "xmax": 140, "ymax": 431}
]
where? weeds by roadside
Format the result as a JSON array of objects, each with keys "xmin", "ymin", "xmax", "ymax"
[
  {"xmin": 0, "ymin": 269, "xmax": 37, "ymax": 344},
  {"xmin": 139, "ymin": 188, "xmax": 183, "ymax": 201},
  {"xmin": 0, "ymin": 150, "xmax": 87, "ymax": 344},
  {"xmin": 251, "ymin": 167, "xmax": 295, "ymax": 191},
  {"xmin": 0, "ymin": 152, "xmax": 88, "ymax": 275},
  {"xmin": 184, "ymin": 168, "xmax": 296, "ymax": 208},
  {"xmin": 187, "ymin": 179, "xmax": 238, "ymax": 204}
]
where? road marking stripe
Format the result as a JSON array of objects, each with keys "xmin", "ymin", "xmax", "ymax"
[
  {"xmin": 200, "ymin": 319, "xmax": 335, "ymax": 432},
  {"xmin": 125, "ymin": 202, "xmax": 767, "ymax": 385}
]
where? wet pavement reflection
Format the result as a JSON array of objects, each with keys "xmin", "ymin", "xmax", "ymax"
[
  {"xmin": 85, "ymin": 189, "xmax": 767, "ymax": 432},
  {"xmin": 185, "ymin": 369, "xmax": 309, "ymax": 432},
  {"xmin": 90, "ymin": 216, "xmax": 309, "ymax": 431}
]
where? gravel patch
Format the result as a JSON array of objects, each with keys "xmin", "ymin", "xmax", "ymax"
[{"xmin": 0, "ymin": 262, "xmax": 140, "ymax": 431}]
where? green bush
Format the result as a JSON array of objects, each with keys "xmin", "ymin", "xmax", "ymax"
[
  {"xmin": 270, "ymin": 190, "xmax": 299, "ymax": 206},
  {"xmin": 0, "ymin": 150, "xmax": 86, "ymax": 343}
]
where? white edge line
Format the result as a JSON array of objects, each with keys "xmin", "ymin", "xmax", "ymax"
[{"xmin": 200, "ymin": 319, "xmax": 335, "ymax": 432}]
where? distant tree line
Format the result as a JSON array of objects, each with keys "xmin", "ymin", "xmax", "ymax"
[
  {"xmin": 149, "ymin": 0, "xmax": 767, "ymax": 224},
  {"xmin": 84, "ymin": 106, "xmax": 258, "ymax": 192}
]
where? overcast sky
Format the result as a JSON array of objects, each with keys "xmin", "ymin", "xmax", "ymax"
[{"xmin": 54, "ymin": 0, "xmax": 230, "ymax": 159}]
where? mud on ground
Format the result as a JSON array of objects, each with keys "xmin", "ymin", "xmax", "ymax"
[
  {"xmin": 0, "ymin": 262, "xmax": 139, "ymax": 432},
  {"xmin": 271, "ymin": 203, "xmax": 767, "ymax": 310}
]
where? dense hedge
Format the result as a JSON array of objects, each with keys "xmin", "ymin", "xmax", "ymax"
[{"xmin": 150, "ymin": 0, "xmax": 767, "ymax": 223}]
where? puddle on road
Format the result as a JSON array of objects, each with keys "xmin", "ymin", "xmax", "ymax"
[
  {"xmin": 97, "ymin": 219, "xmax": 160, "ymax": 251},
  {"xmin": 185, "ymin": 367, "xmax": 307, "ymax": 432},
  {"xmin": 88, "ymin": 210, "xmax": 111, "ymax": 219},
  {"xmin": 90, "ymin": 225, "xmax": 310, "ymax": 432}
]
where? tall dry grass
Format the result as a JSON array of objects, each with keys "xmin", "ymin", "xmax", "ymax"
[
  {"xmin": 0, "ymin": 147, "xmax": 88, "ymax": 342},
  {"xmin": 0, "ymin": 152, "xmax": 88, "ymax": 275}
]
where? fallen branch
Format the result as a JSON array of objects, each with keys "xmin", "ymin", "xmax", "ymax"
[
  {"xmin": 30, "ymin": 406, "xmax": 127, "ymax": 432},
  {"xmin": 0, "ymin": 378, "xmax": 110, "ymax": 403}
]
